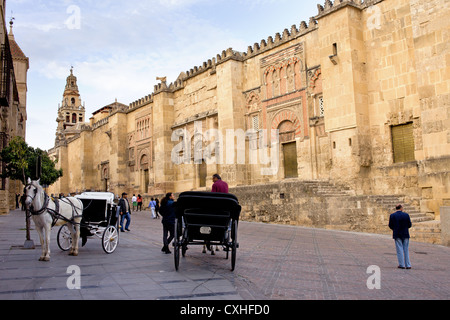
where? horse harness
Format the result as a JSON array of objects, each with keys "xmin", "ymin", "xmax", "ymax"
[{"xmin": 27, "ymin": 185, "xmax": 82, "ymax": 228}]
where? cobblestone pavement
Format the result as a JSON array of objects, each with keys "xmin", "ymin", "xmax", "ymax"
[{"xmin": 0, "ymin": 209, "xmax": 449, "ymax": 300}]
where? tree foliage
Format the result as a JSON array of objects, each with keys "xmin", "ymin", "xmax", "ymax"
[{"xmin": 0, "ymin": 136, "xmax": 63, "ymax": 186}]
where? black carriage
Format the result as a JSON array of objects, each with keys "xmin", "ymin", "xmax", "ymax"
[
  {"xmin": 57, "ymin": 192, "xmax": 120, "ymax": 254},
  {"xmin": 173, "ymin": 191, "xmax": 241, "ymax": 271}
]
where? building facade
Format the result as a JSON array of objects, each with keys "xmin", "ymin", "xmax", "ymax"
[
  {"xmin": 0, "ymin": 0, "xmax": 29, "ymax": 214},
  {"xmin": 48, "ymin": 0, "xmax": 449, "ymax": 232}
]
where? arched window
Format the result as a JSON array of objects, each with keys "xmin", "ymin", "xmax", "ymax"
[
  {"xmin": 265, "ymin": 72, "xmax": 273, "ymax": 100},
  {"xmin": 140, "ymin": 154, "xmax": 149, "ymax": 170},
  {"xmin": 272, "ymin": 70, "xmax": 279, "ymax": 97},
  {"xmin": 72, "ymin": 113, "xmax": 77, "ymax": 123},
  {"xmin": 286, "ymin": 64, "xmax": 295, "ymax": 92}
]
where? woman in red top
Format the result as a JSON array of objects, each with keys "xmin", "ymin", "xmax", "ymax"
[{"xmin": 137, "ymin": 194, "xmax": 143, "ymax": 211}]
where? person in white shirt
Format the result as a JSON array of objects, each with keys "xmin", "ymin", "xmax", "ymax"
[{"xmin": 131, "ymin": 194, "xmax": 137, "ymax": 211}]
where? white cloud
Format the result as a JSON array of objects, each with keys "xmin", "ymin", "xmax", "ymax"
[{"xmin": 8, "ymin": 0, "xmax": 317, "ymax": 150}]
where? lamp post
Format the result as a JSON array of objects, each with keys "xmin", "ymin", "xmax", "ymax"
[{"xmin": 23, "ymin": 155, "xmax": 41, "ymax": 249}]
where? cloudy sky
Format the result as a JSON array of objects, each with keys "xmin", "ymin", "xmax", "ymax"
[{"xmin": 7, "ymin": 0, "xmax": 319, "ymax": 150}]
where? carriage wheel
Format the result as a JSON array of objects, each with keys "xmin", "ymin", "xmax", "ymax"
[
  {"xmin": 57, "ymin": 224, "xmax": 72, "ymax": 251},
  {"xmin": 174, "ymin": 218, "xmax": 180, "ymax": 271},
  {"xmin": 231, "ymin": 220, "xmax": 238, "ymax": 271},
  {"xmin": 102, "ymin": 225, "xmax": 119, "ymax": 254},
  {"xmin": 181, "ymin": 223, "xmax": 188, "ymax": 257}
]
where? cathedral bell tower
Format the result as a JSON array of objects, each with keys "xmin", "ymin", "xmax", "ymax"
[{"xmin": 55, "ymin": 67, "xmax": 86, "ymax": 145}]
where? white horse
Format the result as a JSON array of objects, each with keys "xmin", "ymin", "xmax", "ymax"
[{"xmin": 24, "ymin": 178, "xmax": 83, "ymax": 261}]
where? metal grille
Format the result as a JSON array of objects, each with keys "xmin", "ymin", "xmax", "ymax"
[
  {"xmin": 319, "ymin": 96, "xmax": 324, "ymax": 117},
  {"xmin": 252, "ymin": 115, "xmax": 259, "ymax": 131},
  {"xmin": 0, "ymin": 42, "xmax": 18, "ymax": 107}
]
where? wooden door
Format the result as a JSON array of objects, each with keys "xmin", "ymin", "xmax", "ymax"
[{"xmin": 283, "ymin": 142, "xmax": 298, "ymax": 178}]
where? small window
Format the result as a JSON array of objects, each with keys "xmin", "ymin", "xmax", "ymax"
[
  {"xmin": 319, "ymin": 96, "xmax": 324, "ymax": 117},
  {"xmin": 391, "ymin": 123, "xmax": 415, "ymax": 163},
  {"xmin": 252, "ymin": 115, "xmax": 259, "ymax": 131}
]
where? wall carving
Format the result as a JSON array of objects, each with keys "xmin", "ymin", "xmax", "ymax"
[{"xmin": 261, "ymin": 43, "xmax": 305, "ymax": 101}]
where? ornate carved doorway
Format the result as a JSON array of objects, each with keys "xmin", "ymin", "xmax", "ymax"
[{"xmin": 140, "ymin": 154, "xmax": 149, "ymax": 194}]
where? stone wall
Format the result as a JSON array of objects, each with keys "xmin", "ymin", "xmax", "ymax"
[{"xmin": 231, "ymin": 180, "xmax": 391, "ymax": 235}]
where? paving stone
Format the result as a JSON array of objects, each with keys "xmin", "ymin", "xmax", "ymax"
[{"xmin": 0, "ymin": 209, "xmax": 449, "ymax": 301}]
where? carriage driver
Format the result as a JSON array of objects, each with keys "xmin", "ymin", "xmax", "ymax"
[{"xmin": 118, "ymin": 193, "xmax": 131, "ymax": 232}]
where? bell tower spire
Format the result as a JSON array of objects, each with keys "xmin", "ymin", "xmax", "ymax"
[{"xmin": 55, "ymin": 67, "xmax": 86, "ymax": 145}]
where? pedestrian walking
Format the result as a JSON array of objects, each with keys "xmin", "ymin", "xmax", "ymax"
[
  {"xmin": 119, "ymin": 192, "xmax": 131, "ymax": 232},
  {"xmin": 160, "ymin": 192, "xmax": 176, "ymax": 254},
  {"xmin": 148, "ymin": 197, "xmax": 157, "ymax": 219},
  {"xmin": 132, "ymin": 194, "xmax": 137, "ymax": 211},
  {"xmin": 155, "ymin": 198, "xmax": 160, "ymax": 219},
  {"xmin": 389, "ymin": 204, "xmax": 412, "ymax": 269},
  {"xmin": 20, "ymin": 193, "xmax": 26, "ymax": 211},
  {"xmin": 137, "ymin": 194, "xmax": 143, "ymax": 211}
]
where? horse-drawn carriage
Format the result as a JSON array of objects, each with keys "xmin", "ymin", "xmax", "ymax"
[
  {"xmin": 24, "ymin": 179, "xmax": 120, "ymax": 261},
  {"xmin": 173, "ymin": 191, "xmax": 241, "ymax": 271},
  {"xmin": 57, "ymin": 192, "xmax": 120, "ymax": 254}
]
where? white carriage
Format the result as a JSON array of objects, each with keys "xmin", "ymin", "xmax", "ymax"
[{"xmin": 57, "ymin": 192, "xmax": 120, "ymax": 254}]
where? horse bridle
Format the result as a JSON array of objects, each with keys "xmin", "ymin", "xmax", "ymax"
[{"xmin": 25, "ymin": 183, "xmax": 49, "ymax": 216}]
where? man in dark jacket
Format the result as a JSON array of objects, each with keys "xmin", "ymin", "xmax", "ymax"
[
  {"xmin": 160, "ymin": 192, "xmax": 176, "ymax": 254},
  {"xmin": 389, "ymin": 204, "xmax": 412, "ymax": 269},
  {"xmin": 118, "ymin": 193, "xmax": 131, "ymax": 232}
]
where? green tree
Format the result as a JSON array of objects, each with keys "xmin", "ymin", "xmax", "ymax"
[
  {"xmin": 0, "ymin": 136, "xmax": 62, "ymax": 185},
  {"xmin": 0, "ymin": 136, "xmax": 30, "ymax": 184},
  {"xmin": 27, "ymin": 148, "xmax": 63, "ymax": 186},
  {"xmin": 0, "ymin": 136, "xmax": 63, "ymax": 248}
]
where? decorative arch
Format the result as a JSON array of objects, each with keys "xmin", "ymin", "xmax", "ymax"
[
  {"xmin": 246, "ymin": 91, "xmax": 261, "ymax": 112},
  {"xmin": 138, "ymin": 148, "xmax": 151, "ymax": 170},
  {"xmin": 309, "ymin": 68, "xmax": 321, "ymax": 92},
  {"xmin": 263, "ymin": 57, "xmax": 303, "ymax": 98},
  {"xmin": 271, "ymin": 110, "xmax": 302, "ymax": 142}
]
